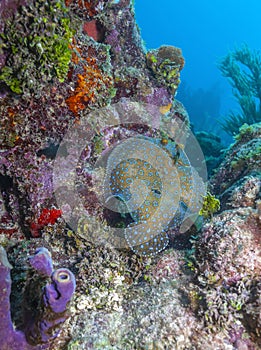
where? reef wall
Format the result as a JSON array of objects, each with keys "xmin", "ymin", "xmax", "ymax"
[{"xmin": 0, "ymin": 1, "xmax": 260, "ymax": 349}]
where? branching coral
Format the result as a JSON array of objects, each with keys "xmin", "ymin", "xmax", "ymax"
[{"xmin": 218, "ymin": 44, "xmax": 261, "ymax": 135}]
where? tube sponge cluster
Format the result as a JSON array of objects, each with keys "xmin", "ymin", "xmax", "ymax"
[{"xmin": 0, "ymin": 246, "xmax": 76, "ymax": 349}]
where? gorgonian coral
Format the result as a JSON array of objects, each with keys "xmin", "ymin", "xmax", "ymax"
[{"xmin": 218, "ymin": 44, "xmax": 261, "ymax": 135}]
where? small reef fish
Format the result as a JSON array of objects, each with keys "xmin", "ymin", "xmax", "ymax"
[{"xmin": 103, "ymin": 136, "xmax": 205, "ymax": 256}]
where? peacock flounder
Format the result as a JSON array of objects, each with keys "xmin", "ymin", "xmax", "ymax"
[{"xmin": 101, "ymin": 136, "xmax": 206, "ymax": 256}]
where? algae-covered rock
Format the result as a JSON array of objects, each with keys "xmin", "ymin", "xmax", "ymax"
[{"xmin": 211, "ymin": 122, "xmax": 261, "ymax": 210}]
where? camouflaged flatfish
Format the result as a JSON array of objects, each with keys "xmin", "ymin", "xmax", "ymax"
[{"xmin": 103, "ymin": 136, "xmax": 205, "ymax": 256}]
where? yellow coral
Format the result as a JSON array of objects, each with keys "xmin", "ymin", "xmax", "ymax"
[
  {"xmin": 199, "ymin": 192, "xmax": 220, "ymax": 218},
  {"xmin": 159, "ymin": 103, "xmax": 172, "ymax": 115}
]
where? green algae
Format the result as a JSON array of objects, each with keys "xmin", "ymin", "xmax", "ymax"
[
  {"xmin": 0, "ymin": 0, "xmax": 74, "ymax": 95},
  {"xmin": 199, "ymin": 192, "xmax": 220, "ymax": 219}
]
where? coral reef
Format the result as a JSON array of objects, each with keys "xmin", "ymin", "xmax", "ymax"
[
  {"xmin": 0, "ymin": 0, "xmax": 260, "ymax": 349},
  {"xmin": 193, "ymin": 205, "xmax": 260, "ymax": 341},
  {"xmin": 0, "ymin": 0, "xmax": 189, "ymax": 239},
  {"xmin": 191, "ymin": 122, "xmax": 261, "ymax": 345}
]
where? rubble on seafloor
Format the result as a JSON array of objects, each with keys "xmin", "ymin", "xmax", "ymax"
[{"xmin": 0, "ymin": 0, "xmax": 260, "ymax": 349}]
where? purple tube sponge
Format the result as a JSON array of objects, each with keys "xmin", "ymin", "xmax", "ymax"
[
  {"xmin": 29, "ymin": 269, "xmax": 77, "ymax": 344},
  {"xmin": 24, "ymin": 248, "xmax": 76, "ymax": 345},
  {"xmin": 0, "ymin": 246, "xmax": 13, "ymax": 335},
  {"xmin": 44, "ymin": 268, "xmax": 76, "ymax": 314},
  {"xmin": 0, "ymin": 246, "xmax": 33, "ymax": 350},
  {"xmin": 0, "ymin": 246, "xmax": 76, "ymax": 349}
]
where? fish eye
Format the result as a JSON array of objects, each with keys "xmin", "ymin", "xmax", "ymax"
[{"xmin": 151, "ymin": 188, "xmax": 161, "ymax": 195}]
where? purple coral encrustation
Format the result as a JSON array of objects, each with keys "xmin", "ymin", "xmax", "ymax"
[
  {"xmin": 0, "ymin": 0, "xmax": 27, "ymax": 19},
  {"xmin": 141, "ymin": 86, "xmax": 172, "ymax": 107},
  {"xmin": 0, "ymin": 246, "xmax": 76, "ymax": 349},
  {"xmin": 105, "ymin": 29, "xmax": 121, "ymax": 53}
]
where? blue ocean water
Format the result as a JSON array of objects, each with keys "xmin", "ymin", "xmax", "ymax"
[{"xmin": 135, "ymin": 0, "xmax": 261, "ymax": 138}]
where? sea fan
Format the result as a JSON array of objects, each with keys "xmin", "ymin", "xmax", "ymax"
[{"xmin": 218, "ymin": 44, "xmax": 261, "ymax": 135}]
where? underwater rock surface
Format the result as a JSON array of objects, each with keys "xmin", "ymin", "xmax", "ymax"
[
  {"xmin": 0, "ymin": 0, "xmax": 260, "ymax": 349},
  {"xmin": 211, "ymin": 122, "xmax": 261, "ymax": 210}
]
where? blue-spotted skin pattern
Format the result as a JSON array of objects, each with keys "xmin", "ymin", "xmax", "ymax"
[
  {"xmin": 109, "ymin": 157, "xmax": 171, "ymax": 256},
  {"xmin": 104, "ymin": 136, "xmax": 204, "ymax": 256},
  {"xmin": 110, "ymin": 158, "xmax": 162, "ymax": 222}
]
